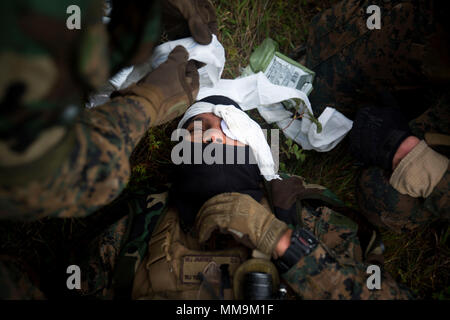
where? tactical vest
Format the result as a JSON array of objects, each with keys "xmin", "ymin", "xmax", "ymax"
[
  {"xmin": 121, "ymin": 175, "xmax": 377, "ymax": 299},
  {"xmin": 131, "ymin": 197, "xmax": 281, "ymax": 300}
]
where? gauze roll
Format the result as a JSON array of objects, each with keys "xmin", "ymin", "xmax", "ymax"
[
  {"xmin": 177, "ymin": 102, "xmax": 280, "ymax": 181},
  {"xmin": 89, "ymin": 35, "xmax": 352, "ymax": 153}
]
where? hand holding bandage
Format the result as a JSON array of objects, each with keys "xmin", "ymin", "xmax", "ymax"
[{"xmin": 116, "ymin": 46, "xmax": 199, "ymax": 126}]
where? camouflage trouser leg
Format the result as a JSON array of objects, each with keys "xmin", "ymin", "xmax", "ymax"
[
  {"xmin": 304, "ymin": 0, "xmax": 448, "ymax": 118},
  {"xmin": 357, "ymin": 167, "xmax": 433, "ymax": 233},
  {"xmin": 356, "ymin": 102, "xmax": 450, "ymax": 233}
]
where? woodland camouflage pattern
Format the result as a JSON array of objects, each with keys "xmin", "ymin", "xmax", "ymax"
[
  {"xmin": 0, "ymin": 0, "xmax": 161, "ymax": 147},
  {"xmin": 0, "ymin": 0, "xmax": 183, "ymax": 220},
  {"xmin": 0, "ymin": 0, "xmax": 191, "ymax": 298},
  {"xmin": 80, "ymin": 190, "xmax": 168, "ymax": 299}
]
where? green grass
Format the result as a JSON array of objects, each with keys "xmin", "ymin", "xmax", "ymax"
[
  {"xmin": 0, "ymin": 0, "xmax": 448, "ymax": 300},
  {"xmin": 215, "ymin": 0, "xmax": 323, "ymax": 78}
]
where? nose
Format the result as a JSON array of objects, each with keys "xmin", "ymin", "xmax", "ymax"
[{"xmin": 203, "ymin": 128, "xmax": 224, "ymax": 144}]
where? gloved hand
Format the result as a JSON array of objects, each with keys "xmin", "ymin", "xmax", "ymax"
[
  {"xmin": 349, "ymin": 106, "xmax": 412, "ymax": 170},
  {"xmin": 116, "ymin": 46, "xmax": 199, "ymax": 126},
  {"xmin": 194, "ymin": 193, "xmax": 289, "ymax": 257},
  {"xmin": 162, "ymin": 0, "xmax": 218, "ymax": 44}
]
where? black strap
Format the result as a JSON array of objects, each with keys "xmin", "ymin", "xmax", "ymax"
[{"xmin": 276, "ymin": 227, "xmax": 318, "ymax": 273}]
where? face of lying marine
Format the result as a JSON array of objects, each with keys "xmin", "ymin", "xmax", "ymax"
[
  {"xmin": 173, "ymin": 112, "xmax": 262, "ymax": 228},
  {"xmin": 184, "ymin": 112, "xmax": 246, "ymax": 147}
]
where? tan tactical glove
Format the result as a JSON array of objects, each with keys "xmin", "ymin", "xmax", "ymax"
[
  {"xmin": 163, "ymin": 0, "xmax": 218, "ymax": 44},
  {"xmin": 194, "ymin": 193, "xmax": 289, "ymax": 257},
  {"xmin": 117, "ymin": 46, "xmax": 199, "ymax": 126}
]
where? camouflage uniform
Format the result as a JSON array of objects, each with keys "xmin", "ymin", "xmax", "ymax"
[
  {"xmin": 304, "ymin": 0, "xmax": 450, "ymax": 117},
  {"xmin": 79, "ymin": 189, "xmax": 167, "ymax": 299},
  {"xmin": 0, "ymin": 0, "xmax": 210, "ymax": 299},
  {"xmin": 302, "ymin": 0, "xmax": 450, "ymax": 232},
  {"xmin": 0, "ymin": 0, "xmax": 163, "ymax": 220},
  {"xmin": 0, "ymin": 0, "xmax": 166, "ymax": 299},
  {"xmin": 282, "ymin": 204, "xmax": 409, "ymax": 299},
  {"xmin": 356, "ymin": 102, "xmax": 450, "ymax": 233},
  {"xmin": 79, "ymin": 174, "xmax": 411, "ymax": 300}
]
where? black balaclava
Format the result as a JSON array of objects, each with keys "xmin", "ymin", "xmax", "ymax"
[{"xmin": 170, "ymin": 141, "xmax": 263, "ymax": 230}]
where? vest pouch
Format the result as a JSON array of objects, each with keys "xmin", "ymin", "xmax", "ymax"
[{"xmin": 142, "ymin": 206, "xmax": 249, "ymax": 299}]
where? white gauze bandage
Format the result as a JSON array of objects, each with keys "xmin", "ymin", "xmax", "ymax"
[{"xmin": 177, "ymin": 102, "xmax": 280, "ymax": 181}]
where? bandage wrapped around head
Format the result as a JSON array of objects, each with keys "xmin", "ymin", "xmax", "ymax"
[{"xmin": 177, "ymin": 96, "xmax": 280, "ymax": 180}]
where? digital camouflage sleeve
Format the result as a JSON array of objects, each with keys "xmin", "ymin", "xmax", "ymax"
[{"xmin": 0, "ymin": 0, "xmax": 168, "ymax": 220}]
